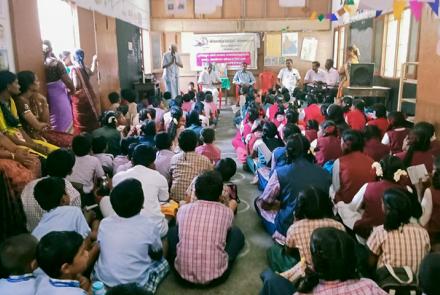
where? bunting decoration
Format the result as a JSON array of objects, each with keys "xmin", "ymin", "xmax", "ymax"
[
  {"xmin": 429, "ymin": 0, "xmax": 439, "ymax": 15},
  {"xmin": 393, "ymin": 0, "xmax": 407, "ymax": 20},
  {"xmin": 409, "ymin": 0, "xmax": 424, "ymax": 21},
  {"xmin": 307, "ymin": 0, "xmax": 439, "ymax": 23}
]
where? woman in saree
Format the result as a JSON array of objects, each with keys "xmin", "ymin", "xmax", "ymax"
[
  {"xmin": 70, "ymin": 49, "xmax": 100, "ymax": 134},
  {"xmin": 43, "ymin": 40, "xmax": 75, "ymax": 133},
  {"xmin": 336, "ymin": 45, "xmax": 360, "ymax": 102},
  {"xmin": 0, "ymin": 132, "xmax": 39, "ymax": 193},
  {"xmin": 16, "ymin": 71, "xmax": 73, "ymax": 148},
  {"xmin": 0, "ymin": 70, "xmax": 56, "ymax": 157}
]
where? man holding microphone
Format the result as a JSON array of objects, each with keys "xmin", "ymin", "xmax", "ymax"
[{"xmin": 162, "ymin": 44, "xmax": 183, "ymax": 99}]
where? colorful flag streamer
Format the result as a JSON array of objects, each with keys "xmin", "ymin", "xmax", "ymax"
[
  {"xmin": 393, "ymin": 0, "xmax": 407, "ymax": 20},
  {"xmin": 318, "ymin": 13, "xmax": 325, "ymax": 21},
  {"xmin": 376, "ymin": 10, "xmax": 383, "ymax": 17},
  {"xmin": 310, "ymin": 11, "xmax": 317, "ymax": 20},
  {"xmin": 429, "ymin": 0, "xmax": 439, "ymax": 15},
  {"xmin": 337, "ymin": 6, "xmax": 347, "ymax": 16},
  {"xmin": 410, "ymin": 0, "xmax": 424, "ymax": 21}
]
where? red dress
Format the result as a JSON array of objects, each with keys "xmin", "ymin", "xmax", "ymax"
[
  {"xmin": 315, "ymin": 135, "xmax": 342, "ymax": 166},
  {"xmin": 427, "ymin": 188, "xmax": 440, "ymax": 242},
  {"xmin": 363, "ymin": 138, "xmax": 390, "ymax": 161},
  {"xmin": 303, "ymin": 104, "xmax": 325, "ymax": 125},
  {"xmin": 70, "ymin": 67, "xmax": 100, "ymax": 134},
  {"xmin": 395, "ymin": 150, "xmax": 435, "ymax": 171},
  {"xmin": 335, "ymin": 151, "xmax": 375, "ymax": 204},
  {"xmin": 386, "ymin": 128, "xmax": 409, "ymax": 154},
  {"xmin": 353, "ymin": 180, "xmax": 402, "ymax": 239},
  {"xmin": 367, "ymin": 118, "xmax": 389, "ymax": 137},
  {"xmin": 304, "ymin": 129, "xmax": 318, "ymax": 143},
  {"xmin": 346, "ymin": 109, "xmax": 367, "ymax": 131}
]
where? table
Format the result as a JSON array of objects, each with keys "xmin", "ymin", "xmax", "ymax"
[{"xmin": 343, "ymin": 86, "xmax": 391, "ymax": 108}]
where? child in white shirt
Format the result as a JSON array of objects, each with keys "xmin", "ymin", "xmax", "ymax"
[
  {"xmin": 31, "ymin": 177, "xmax": 92, "ymax": 240},
  {"xmin": 92, "ymin": 136, "xmax": 114, "ymax": 173},
  {"xmin": 67, "ymin": 134, "xmax": 105, "ymax": 195},
  {"xmin": 0, "ymin": 234, "xmax": 39, "ymax": 295},
  {"xmin": 35, "ymin": 231, "xmax": 90, "ymax": 295},
  {"xmin": 93, "ymin": 179, "xmax": 169, "ymax": 293}
]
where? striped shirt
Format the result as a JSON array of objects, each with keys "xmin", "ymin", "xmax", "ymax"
[
  {"xmin": 367, "ymin": 223, "xmax": 431, "ymax": 273},
  {"xmin": 286, "ymin": 219, "xmax": 345, "ymax": 266},
  {"xmin": 232, "ymin": 70, "xmax": 256, "ymax": 85},
  {"xmin": 21, "ymin": 177, "xmax": 81, "ymax": 231},
  {"xmin": 170, "ymin": 152, "xmax": 213, "ymax": 201},
  {"xmin": 295, "ymin": 278, "xmax": 387, "ymax": 295},
  {"xmin": 175, "ymin": 200, "xmax": 233, "ymax": 284}
]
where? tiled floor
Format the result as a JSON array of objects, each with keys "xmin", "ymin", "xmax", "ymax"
[{"xmin": 156, "ymin": 107, "xmax": 272, "ymax": 295}]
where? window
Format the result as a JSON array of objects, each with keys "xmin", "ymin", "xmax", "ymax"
[
  {"xmin": 37, "ymin": 0, "xmax": 76, "ymax": 55},
  {"xmin": 333, "ymin": 26, "xmax": 346, "ymax": 69},
  {"xmin": 382, "ymin": 9, "xmax": 413, "ymax": 78}
]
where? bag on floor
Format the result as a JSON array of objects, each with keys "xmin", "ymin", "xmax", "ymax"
[
  {"xmin": 376, "ymin": 264, "xmax": 420, "ymax": 295},
  {"xmin": 266, "ymin": 243, "xmax": 298, "ymax": 273}
]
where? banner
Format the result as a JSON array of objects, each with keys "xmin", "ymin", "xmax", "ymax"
[{"xmin": 189, "ymin": 33, "xmax": 258, "ymax": 71}]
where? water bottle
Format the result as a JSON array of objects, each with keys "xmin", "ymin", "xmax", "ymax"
[{"xmin": 92, "ymin": 281, "xmax": 106, "ymax": 295}]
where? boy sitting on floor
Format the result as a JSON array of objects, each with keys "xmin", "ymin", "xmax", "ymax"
[
  {"xmin": 93, "ymin": 178, "xmax": 169, "ymax": 293},
  {"xmin": 0, "ymin": 234, "xmax": 39, "ymax": 295},
  {"xmin": 92, "ymin": 136, "xmax": 114, "ymax": 174},
  {"xmin": 35, "ymin": 231, "xmax": 90, "ymax": 295},
  {"xmin": 195, "ymin": 127, "xmax": 221, "ymax": 164},
  {"xmin": 31, "ymin": 177, "xmax": 97, "ymax": 241},
  {"xmin": 169, "ymin": 171, "xmax": 245, "ymax": 286}
]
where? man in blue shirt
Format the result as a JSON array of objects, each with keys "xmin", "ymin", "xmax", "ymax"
[{"xmin": 233, "ymin": 62, "xmax": 256, "ymax": 106}]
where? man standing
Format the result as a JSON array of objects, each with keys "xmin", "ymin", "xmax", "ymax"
[
  {"xmin": 162, "ymin": 44, "xmax": 183, "ymax": 99},
  {"xmin": 304, "ymin": 61, "xmax": 326, "ymax": 85},
  {"xmin": 198, "ymin": 63, "xmax": 221, "ymax": 106},
  {"xmin": 277, "ymin": 59, "xmax": 301, "ymax": 95}
]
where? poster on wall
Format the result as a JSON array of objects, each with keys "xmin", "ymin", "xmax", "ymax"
[
  {"xmin": 0, "ymin": 49, "xmax": 8, "ymax": 70},
  {"xmin": 281, "ymin": 32, "xmax": 298, "ymax": 57},
  {"xmin": 188, "ymin": 33, "xmax": 258, "ymax": 71},
  {"xmin": 165, "ymin": 0, "xmax": 186, "ymax": 14},
  {"xmin": 151, "ymin": 33, "xmax": 162, "ymax": 71},
  {"xmin": 300, "ymin": 37, "xmax": 318, "ymax": 62}
]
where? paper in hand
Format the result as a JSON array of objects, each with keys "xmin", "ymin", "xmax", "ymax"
[{"xmin": 406, "ymin": 164, "xmax": 429, "ymax": 185}]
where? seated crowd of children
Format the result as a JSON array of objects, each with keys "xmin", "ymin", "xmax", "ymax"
[
  {"xmin": 231, "ymin": 85, "xmax": 440, "ymax": 294},
  {"xmin": 1, "ymin": 69, "xmax": 440, "ymax": 295},
  {"xmin": 0, "ymin": 81, "xmax": 243, "ymax": 294}
]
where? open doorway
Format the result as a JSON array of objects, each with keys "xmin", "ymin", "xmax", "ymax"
[{"xmin": 37, "ymin": 0, "xmax": 76, "ymax": 57}]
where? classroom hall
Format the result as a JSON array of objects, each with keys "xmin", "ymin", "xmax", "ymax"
[{"xmin": 1, "ymin": 0, "xmax": 440, "ymax": 294}]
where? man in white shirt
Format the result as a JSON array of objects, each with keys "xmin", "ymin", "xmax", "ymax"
[
  {"xmin": 162, "ymin": 44, "xmax": 183, "ymax": 99},
  {"xmin": 198, "ymin": 63, "xmax": 221, "ymax": 105},
  {"xmin": 324, "ymin": 59, "xmax": 340, "ymax": 88},
  {"xmin": 112, "ymin": 144, "xmax": 169, "ymax": 237},
  {"xmin": 304, "ymin": 61, "xmax": 326, "ymax": 86},
  {"xmin": 277, "ymin": 58, "xmax": 301, "ymax": 95}
]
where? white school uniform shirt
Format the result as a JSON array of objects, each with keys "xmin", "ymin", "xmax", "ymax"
[
  {"xmin": 112, "ymin": 165, "xmax": 169, "ymax": 237},
  {"xmin": 277, "ymin": 67, "xmax": 301, "ymax": 91},
  {"xmin": 93, "ymin": 214, "xmax": 163, "ymax": 287},
  {"xmin": 94, "ymin": 153, "xmax": 114, "ymax": 170},
  {"xmin": 162, "ymin": 52, "xmax": 181, "ymax": 81},
  {"xmin": 0, "ymin": 274, "xmax": 36, "ymax": 295},
  {"xmin": 324, "ymin": 67, "xmax": 340, "ymax": 87},
  {"xmin": 304, "ymin": 68, "xmax": 326, "ymax": 84},
  {"xmin": 198, "ymin": 70, "xmax": 220, "ymax": 88},
  {"xmin": 31, "ymin": 206, "xmax": 91, "ymax": 240},
  {"xmin": 67, "ymin": 155, "xmax": 105, "ymax": 194},
  {"xmin": 36, "ymin": 278, "xmax": 86, "ymax": 295}
]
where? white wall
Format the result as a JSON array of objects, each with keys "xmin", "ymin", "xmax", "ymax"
[{"xmin": 0, "ymin": 0, "xmax": 16, "ymax": 71}]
